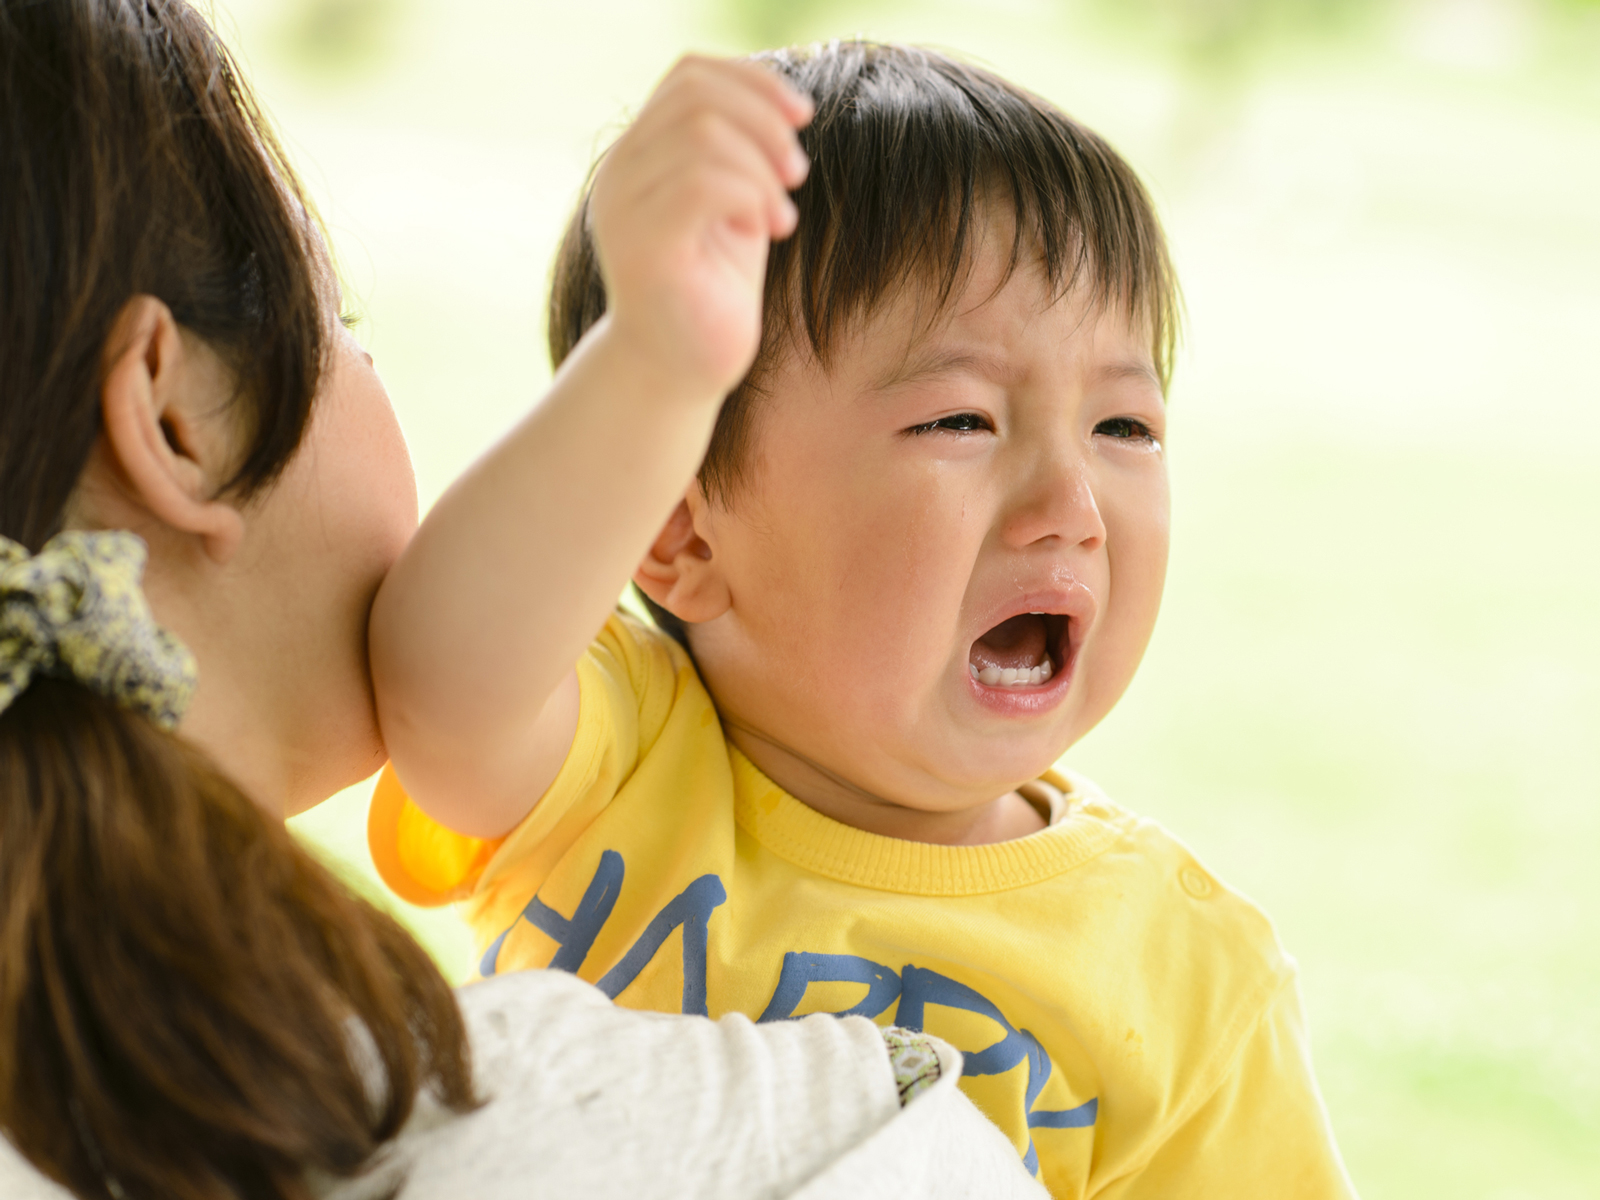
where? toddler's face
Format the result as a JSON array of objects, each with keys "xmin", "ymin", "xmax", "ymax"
[{"xmin": 688, "ymin": 220, "xmax": 1170, "ymax": 825}]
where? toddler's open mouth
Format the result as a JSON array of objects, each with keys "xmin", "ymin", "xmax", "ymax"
[{"xmin": 967, "ymin": 612, "xmax": 1068, "ymax": 688}]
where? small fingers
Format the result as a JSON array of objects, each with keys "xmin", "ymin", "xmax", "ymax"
[
  {"xmin": 650, "ymin": 55, "xmax": 812, "ymax": 190},
  {"xmin": 770, "ymin": 188, "xmax": 799, "ymax": 239},
  {"xmin": 720, "ymin": 56, "xmax": 815, "ymax": 129},
  {"xmin": 602, "ymin": 103, "xmax": 798, "ymax": 245},
  {"xmin": 664, "ymin": 54, "xmax": 814, "ymax": 125},
  {"xmin": 672, "ymin": 107, "xmax": 798, "ymax": 241}
]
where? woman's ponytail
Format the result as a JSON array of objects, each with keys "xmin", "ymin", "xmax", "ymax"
[{"xmin": 0, "ymin": 679, "xmax": 474, "ymax": 1200}]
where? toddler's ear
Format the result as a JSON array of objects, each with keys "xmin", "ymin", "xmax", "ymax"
[{"xmin": 634, "ymin": 493, "xmax": 730, "ymax": 625}]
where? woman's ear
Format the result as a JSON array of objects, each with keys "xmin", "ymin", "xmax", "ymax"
[
  {"xmin": 91, "ymin": 296, "xmax": 246, "ymax": 563},
  {"xmin": 633, "ymin": 488, "xmax": 731, "ymax": 624}
]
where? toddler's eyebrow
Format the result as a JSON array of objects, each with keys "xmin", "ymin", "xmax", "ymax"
[
  {"xmin": 869, "ymin": 350, "xmax": 1163, "ymax": 395},
  {"xmin": 1095, "ymin": 360, "xmax": 1164, "ymax": 390},
  {"xmin": 869, "ymin": 347, "xmax": 1016, "ymax": 393}
]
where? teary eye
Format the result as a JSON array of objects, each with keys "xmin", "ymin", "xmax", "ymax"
[
  {"xmin": 906, "ymin": 412, "xmax": 993, "ymax": 435},
  {"xmin": 1095, "ymin": 417, "xmax": 1160, "ymax": 448}
]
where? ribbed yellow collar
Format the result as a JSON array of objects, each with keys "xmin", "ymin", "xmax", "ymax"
[{"xmin": 729, "ymin": 748, "xmax": 1127, "ymax": 897}]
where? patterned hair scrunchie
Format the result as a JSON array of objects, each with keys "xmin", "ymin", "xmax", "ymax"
[{"xmin": 0, "ymin": 531, "xmax": 197, "ymax": 729}]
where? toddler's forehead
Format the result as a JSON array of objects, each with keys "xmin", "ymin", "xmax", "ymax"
[{"xmin": 789, "ymin": 243, "xmax": 1153, "ymax": 389}]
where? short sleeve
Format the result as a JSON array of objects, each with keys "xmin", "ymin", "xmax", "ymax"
[
  {"xmin": 367, "ymin": 612, "xmax": 688, "ymax": 906},
  {"xmin": 1091, "ymin": 976, "xmax": 1357, "ymax": 1200}
]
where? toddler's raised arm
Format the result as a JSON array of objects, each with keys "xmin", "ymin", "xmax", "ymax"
[{"xmin": 369, "ymin": 57, "xmax": 811, "ymax": 838}]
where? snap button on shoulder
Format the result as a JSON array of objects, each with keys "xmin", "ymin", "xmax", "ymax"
[{"xmin": 1180, "ymin": 866, "xmax": 1214, "ymax": 898}]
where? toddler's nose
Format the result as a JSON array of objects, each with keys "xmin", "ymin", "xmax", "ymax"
[{"xmin": 999, "ymin": 452, "xmax": 1106, "ymax": 552}]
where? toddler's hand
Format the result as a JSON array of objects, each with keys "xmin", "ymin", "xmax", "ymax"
[{"xmin": 588, "ymin": 55, "xmax": 812, "ymax": 403}]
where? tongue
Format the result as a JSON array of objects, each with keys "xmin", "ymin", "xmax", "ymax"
[{"xmin": 969, "ymin": 613, "xmax": 1049, "ymax": 672}]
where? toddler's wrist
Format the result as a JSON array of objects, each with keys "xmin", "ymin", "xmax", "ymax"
[{"xmin": 587, "ymin": 310, "xmax": 747, "ymax": 413}]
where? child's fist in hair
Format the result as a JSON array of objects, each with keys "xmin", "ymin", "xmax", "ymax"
[{"xmin": 587, "ymin": 55, "xmax": 812, "ymax": 403}]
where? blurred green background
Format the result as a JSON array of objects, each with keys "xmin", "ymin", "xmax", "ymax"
[{"xmin": 229, "ymin": 0, "xmax": 1600, "ymax": 1193}]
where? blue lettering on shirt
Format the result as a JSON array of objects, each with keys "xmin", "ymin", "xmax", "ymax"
[
  {"xmin": 480, "ymin": 846, "xmax": 1097, "ymax": 1168},
  {"xmin": 757, "ymin": 951, "xmax": 903, "ymax": 1022},
  {"xmin": 1017, "ymin": 1026, "xmax": 1098, "ymax": 1173},
  {"xmin": 479, "ymin": 848, "xmax": 625, "ymax": 977},
  {"xmin": 595, "ymin": 873, "xmax": 727, "ymax": 1017},
  {"xmin": 896, "ymin": 964, "xmax": 1099, "ymax": 1173}
]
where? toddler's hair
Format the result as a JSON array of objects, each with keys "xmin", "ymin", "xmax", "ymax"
[{"xmin": 547, "ymin": 41, "xmax": 1178, "ymax": 644}]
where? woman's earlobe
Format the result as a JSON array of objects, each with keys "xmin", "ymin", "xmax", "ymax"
[
  {"xmin": 633, "ymin": 496, "xmax": 730, "ymax": 624},
  {"xmin": 96, "ymin": 297, "xmax": 245, "ymax": 563}
]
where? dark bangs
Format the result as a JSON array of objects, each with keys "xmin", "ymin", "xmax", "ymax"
[
  {"xmin": 760, "ymin": 39, "xmax": 1177, "ymax": 376},
  {"xmin": 730, "ymin": 41, "xmax": 1178, "ymax": 502}
]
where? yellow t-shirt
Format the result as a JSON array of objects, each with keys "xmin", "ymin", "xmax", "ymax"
[{"xmin": 371, "ymin": 613, "xmax": 1355, "ymax": 1199}]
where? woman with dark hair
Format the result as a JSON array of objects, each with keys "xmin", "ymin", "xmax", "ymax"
[{"xmin": 0, "ymin": 2, "xmax": 1044, "ymax": 1199}]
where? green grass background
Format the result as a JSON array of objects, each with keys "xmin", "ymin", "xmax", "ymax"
[{"xmin": 215, "ymin": 0, "xmax": 1600, "ymax": 1193}]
